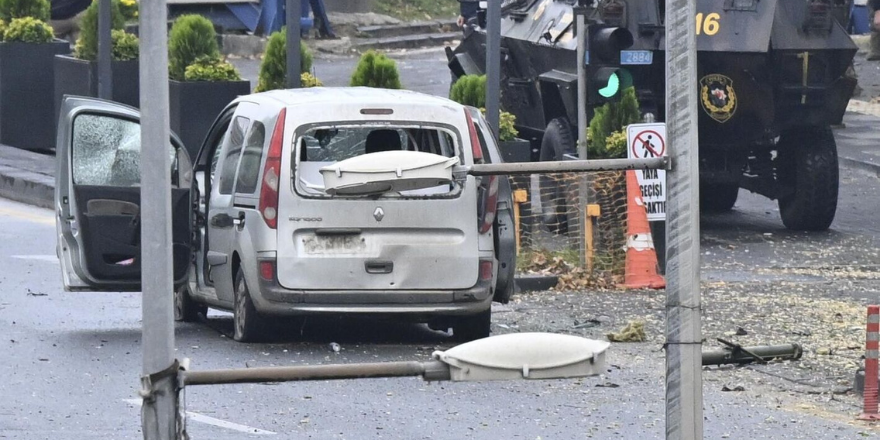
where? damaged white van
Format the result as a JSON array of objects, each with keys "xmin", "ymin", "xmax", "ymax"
[{"xmin": 55, "ymin": 88, "xmax": 516, "ymax": 342}]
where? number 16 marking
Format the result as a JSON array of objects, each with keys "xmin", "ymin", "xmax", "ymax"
[{"xmin": 696, "ymin": 12, "xmax": 720, "ymax": 35}]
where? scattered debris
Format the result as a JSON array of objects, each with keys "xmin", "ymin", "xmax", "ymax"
[
  {"xmin": 735, "ymin": 327, "xmax": 748, "ymax": 336},
  {"xmin": 595, "ymin": 382, "xmax": 620, "ymax": 388},
  {"xmin": 329, "ymin": 342, "xmax": 341, "ymax": 353},
  {"xmin": 26, "ymin": 289, "xmax": 46, "ymax": 297},
  {"xmin": 606, "ymin": 321, "xmax": 646, "ymax": 343},
  {"xmin": 721, "ymin": 385, "xmax": 746, "ymax": 392}
]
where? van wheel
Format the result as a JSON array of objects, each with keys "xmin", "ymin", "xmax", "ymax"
[
  {"xmin": 233, "ymin": 268, "xmax": 266, "ymax": 342},
  {"xmin": 539, "ymin": 118, "xmax": 576, "ymax": 235},
  {"xmin": 777, "ymin": 127, "xmax": 839, "ymax": 231},
  {"xmin": 452, "ymin": 309, "xmax": 491, "ymax": 342},
  {"xmin": 174, "ymin": 284, "xmax": 206, "ymax": 323}
]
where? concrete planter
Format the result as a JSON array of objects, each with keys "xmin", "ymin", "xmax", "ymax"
[
  {"xmin": 499, "ymin": 138, "xmax": 532, "ymax": 163},
  {"xmin": 54, "ymin": 55, "xmax": 140, "ymax": 134},
  {"xmin": 0, "ymin": 40, "xmax": 70, "ymax": 151},
  {"xmin": 169, "ymin": 79, "xmax": 251, "ymax": 159}
]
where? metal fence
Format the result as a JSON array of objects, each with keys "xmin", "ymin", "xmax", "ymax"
[{"xmin": 511, "ymin": 170, "xmax": 630, "ymax": 289}]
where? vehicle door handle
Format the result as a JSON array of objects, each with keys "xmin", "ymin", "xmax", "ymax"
[
  {"xmin": 233, "ymin": 212, "xmax": 245, "ymax": 229},
  {"xmin": 365, "ymin": 261, "xmax": 393, "ymax": 274},
  {"xmin": 210, "ymin": 213, "xmax": 233, "ymax": 228}
]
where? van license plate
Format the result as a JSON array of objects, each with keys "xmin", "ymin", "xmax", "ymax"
[{"xmin": 303, "ymin": 235, "xmax": 366, "ymax": 254}]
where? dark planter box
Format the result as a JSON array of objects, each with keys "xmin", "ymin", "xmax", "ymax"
[
  {"xmin": 170, "ymin": 79, "xmax": 251, "ymax": 159},
  {"xmin": 0, "ymin": 40, "xmax": 70, "ymax": 151},
  {"xmin": 499, "ymin": 138, "xmax": 532, "ymax": 163},
  {"xmin": 54, "ymin": 55, "xmax": 140, "ymax": 136}
]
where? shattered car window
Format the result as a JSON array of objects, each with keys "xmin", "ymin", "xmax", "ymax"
[
  {"xmin": 294, "ymin": 123, "xmax": 460, "ymax": 198},
  {"xmin": 71, "ymin": 114, "xmax": 176, "ymax": 187}
]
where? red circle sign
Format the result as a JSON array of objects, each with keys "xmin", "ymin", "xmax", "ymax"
[{"xmin": 631, "ymin": 130, "xmax": 666, "ymax": 159}]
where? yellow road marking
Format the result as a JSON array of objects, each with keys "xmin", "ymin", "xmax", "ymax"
[{"xmin": 0, "ymin": 206, "xmax": 54, "ymax": 226}]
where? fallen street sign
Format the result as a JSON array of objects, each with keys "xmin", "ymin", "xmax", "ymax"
[{"xmin": 626, "ymin": 123, "xmax": 667, "ymax": 221}]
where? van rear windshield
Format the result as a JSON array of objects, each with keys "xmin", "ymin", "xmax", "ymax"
[{"xmin": 294, "ymin": 123, "xmax": 462, "ymax": 198}]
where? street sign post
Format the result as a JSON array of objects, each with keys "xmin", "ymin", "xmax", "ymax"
[
  {"xmin": 286, "ymin": 0, "xmax": 302, "ymax": 88},
  {"xmin": 485, "ymin": 0, "xmax": 500, "ymax": 140},
  {"xmin": 97, "ymin": 0, "xmax": 112, "ymax": 99},
  {"xmin": 664, "ymin": 0, "xmax": 703, "ymax": 438}
]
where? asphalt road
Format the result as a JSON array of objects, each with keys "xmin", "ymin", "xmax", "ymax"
[{"xmin": 3, "ymin": 48, "xmax": 880, "ymax": 439}]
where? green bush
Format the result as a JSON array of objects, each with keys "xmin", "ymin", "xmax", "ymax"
[
  {"xmin": 498, "ymin": 110, "xmax": 519, "ymax": 142},
  {"xmin": 168, "ymin": 15, "xmax": 219, "ymax": 81},
  {"xmin": 0, "ymin": 19, "xmax": 7, "ymax": 41},
  {"xmin": 587, "ymin": 87, "xmax": 640, "ymax": 158},
  {"xmin": 349, "ymin": 50, "xmax": 401, "ymax": 89},
  {"xmin": 449, "ymin": 74, "xmax": 486, "ymax": 108},
  {"xmin": 300, "ymin": 72, "xmax": 322, "ymax": 88},
  {"xmin": 74, "ymin": 0, "xmax": 125, "ymax": 60},
  {"xmin": 111, "ymin": 29, "xmax": 137, "ymax": 60},
  {"xmin": 0, "ymin": 0, "xmax": 49, "ymax": 22},
  {"xmin": 3, "ymin": 16, "xmax": 51, "ymax": 42},
  {"xmin": 254, "ymin": 28, "xmax": 313, "ymax": 92},
  {"xmin": 118, "ymin": 0, "xmax": 136, "ymax": 21},
  {"xmin": 184, "ymin": 55, "xmax": 242, "ymax": 81}
]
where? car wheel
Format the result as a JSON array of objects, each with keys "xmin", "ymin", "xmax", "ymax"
[
  {"xmin": 174, "ymin": 284, "xmax": 206, "ymax": 323},
  {"xmin": 233, "ymin": 267, "xmax": 266, "ymax": 342},
  {"xmin": 539, "ymin": 118, "xmax": 576, "ymax": 235},
  {"xmin": 452, "ymin": 309, "xmax": 491, "ymax": 342},
  {"xmin": 777, "ymin": 127, "xmax": 839, "ymax": 231},
  {"xmin": 700, "ymin": 183, "xmax": 739, "ymax": 212}
]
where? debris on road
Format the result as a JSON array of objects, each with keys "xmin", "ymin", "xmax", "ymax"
[
  {"xmin": 606, "ymin": 321, "xmax": 646, "ymax": 342},
  {"xmin": 702, "ymin": 340, "xmax": 803, "ymax": 366}
]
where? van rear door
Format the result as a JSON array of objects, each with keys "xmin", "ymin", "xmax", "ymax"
[{"xmin": 276, "ymin": 123, "xmax": 480, "ymax": 291}]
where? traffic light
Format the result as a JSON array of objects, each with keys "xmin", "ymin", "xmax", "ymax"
[{"xmin": 587, "ymin": 25, "xmax": 634, "ymax": 104}]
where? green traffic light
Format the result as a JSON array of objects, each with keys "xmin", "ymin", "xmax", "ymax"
[{"xmin": 598, "ymin": 72, "xmax": 620, "ymax": 98}]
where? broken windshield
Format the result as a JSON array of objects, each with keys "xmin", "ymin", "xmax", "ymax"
[{"xmin": 294, "ymin": 123, "xmax": 461, "ymax": 198}]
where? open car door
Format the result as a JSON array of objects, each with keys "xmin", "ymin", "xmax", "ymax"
[{"xmin": 55, "ymin": 96, "xmax": 193, "ymax": 292}]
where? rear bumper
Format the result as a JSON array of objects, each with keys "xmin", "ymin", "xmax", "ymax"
[{"xmin": 250, "ymin": 278, "xmax": 494, "ymax": 319}]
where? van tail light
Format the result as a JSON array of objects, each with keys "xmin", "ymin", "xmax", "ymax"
[
  {"xmin": 259, "ymin": 108, "xmax": 286, "ymax": 229},
  {"xmin": 479, "ymin": 259, "xmax": 494, "ymax": 281},
  {"xmin": 478, "ymin": 174, "xmax": 499, "ymax": 234},
  {"xmin": 259, "ymin": 260, "xmax": 276, "ymax": 281},
  {"xmin": 465, "ymin": 109, "xmax": 483, "ymax": 164}
]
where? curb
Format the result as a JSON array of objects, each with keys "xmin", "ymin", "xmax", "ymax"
[
  {"xmin": 840, "ymin": 155, "xmax": 880, "ymax": 175},
  {"xmin": 0, "ymin": 164, "xmax": 54, "ymax": 209}
]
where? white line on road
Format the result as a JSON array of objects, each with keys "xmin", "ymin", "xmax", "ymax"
[
  {"xmin": 122, "ymin": 398, "xmax": 276, "ymax": 436},
  {"xmin": 12, "ymin": 255, "xmax": 58, "ymax": 262}
]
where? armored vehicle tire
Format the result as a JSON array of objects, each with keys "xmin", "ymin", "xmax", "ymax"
[
  {"xmin": 777, "ymin": 127, "xmax": 839, "ymax": 231},
  {"xmin": 700, "ymin": 183, "xmax": 739, "ymax": 212},
  {"xmin": 174, "ymin": 284, "xmax": 206, "ymax": 323},
  {"xmin": 233, "ymin": 267, "xmax": 267, "ymax": 342},
  {"xmin": 453, "ymin": 309, "xmax": 491, "ymax": 342},
  {"xmin": 539, "ymin": 118, "xmax": 576, "ymax": 235}
]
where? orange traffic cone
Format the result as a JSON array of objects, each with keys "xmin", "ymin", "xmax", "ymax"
[{"xmin": 623, "ymin": 170, "xmax": 665, "ymax": 289}]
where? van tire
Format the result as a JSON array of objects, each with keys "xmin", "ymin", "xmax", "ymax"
[
  {"xmin": 174, "ymin": 284, "xmax": 206, "ymax": 323},
  {"xmin": 233, "ymin": 268, "xmax": 266, "ymax": 342},
  {"xmin": 453, "ymin": 309, "xmax": 491, "ymax": 342}
]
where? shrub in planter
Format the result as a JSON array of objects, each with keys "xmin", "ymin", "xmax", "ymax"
[
  {"xmin": 349, "ymin": 50, "xmax": 401, "ymax": 89},
  {"xmin": 168, "ymin": 14, "xmax": 219, "ymax": 81},
  {"xmin": 587, "ymin": 86, "xmax": 639, "ymax": 159},
  {"xmin": 4, "ymin": 16, "xmax": 52, "ymax": 42},
  {"xmin": 449, "ymin": 74, "xmax": 486, "ymax": 108},
  {"xmin": 73, "ymin": 0, "xmax": 125, "ymax": 61},
  {"xmin": 0, "ymin": 0, "xmax": 49, "ymax": 22},
  {"xmin": 300, "ymin": 72, "xmax": 322, "ymax": 87},
  {"xmin": 168, "ymin": 16, "xmax": 249, "ymax": 159},
  {"xmin": 0, "ymin": 0, "xmax": 68, "ymax": 150},
  {"xmin": 254, "ymin": 27, "xmax": 314, "ymax": 92},
  {"xmin": 118, "ymin": 0, "xmax": 136, "ymax": 22}
]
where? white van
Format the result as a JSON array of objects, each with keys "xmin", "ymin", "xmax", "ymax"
[{"xmin": 55, "ymin": 88, "xmax": 516, "ymax": 342}]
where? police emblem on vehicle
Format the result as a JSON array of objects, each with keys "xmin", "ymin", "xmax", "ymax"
[
  {"xmin": 700, "ymin": 74, "xmax": 737, "ymax": 123},
  {"xmin": 373, "ymin": 207, "xmax": 385, "ymax": 222}
]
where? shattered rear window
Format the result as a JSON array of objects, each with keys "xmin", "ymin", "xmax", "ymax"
[
  {"xmin": 293, "ymin": 123, "xmax": 461, "ymax": 198},
  {"xmin": 71, "ymin": 113, "xmax": 176, "ymax": 187}
]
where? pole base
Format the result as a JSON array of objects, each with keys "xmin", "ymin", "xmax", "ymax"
[{"xmin": 857, "ymin": 413, "xmax": 880, "ymax": 421}]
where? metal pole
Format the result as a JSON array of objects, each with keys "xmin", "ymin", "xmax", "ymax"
[
  {"xmin": 575, "ymin": 11, "xmax": 587, "ymax": 160},
  {"xmin": 664, "ymin": 0, "xmax": 702, "ymax": 436},
  {"xmin": 184, "ymin": 360, "xmax": 452, "ymax": 386},
  {"xmin": 485, "ymin": 0, "xmax": 500, "ymax": 139},
  {"xmin": 97, "ymin": 0, "xmax": 112, "ymax": 99},
  {"xmin": 139, "ymin": 0, "xmax": 177, "ymax": 436},
  {"xmin": 466, "ymin": 157, "xmax": 668, "ymax": 176},
  {"xmin": 286, "ymin": 0, "xmax": 302, "ymax": 88}
]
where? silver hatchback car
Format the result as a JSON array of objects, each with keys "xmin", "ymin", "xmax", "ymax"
[{"xmin": 55, "ymin": 88, "xmax": 516, "ymax": 342}]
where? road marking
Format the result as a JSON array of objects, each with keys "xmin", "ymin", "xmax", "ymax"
[
  {"xmin": 0, "ymin": 206, "xmax": 54, "ymax": 226},
  {"xmin": 12, "ymin": 255, "xmax": 58, "ymax": 263},
  {"xmin": 123, "ymin": 399, "xmax": 276, "ymax": 435}
]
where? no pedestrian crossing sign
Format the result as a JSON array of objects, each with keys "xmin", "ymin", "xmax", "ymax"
[{"xmin": 626, "ymin": 123, "xmax": 667, "ymax": 221}]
